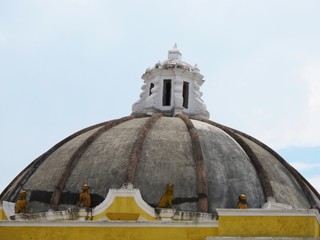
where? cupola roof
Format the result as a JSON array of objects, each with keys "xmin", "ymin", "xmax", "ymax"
[{"xmin": 132, "ymin": 44, "xmax": 209, "ymax": 118}]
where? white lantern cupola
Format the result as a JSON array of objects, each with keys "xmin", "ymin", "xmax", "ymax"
[{"xmin": 132, "ymin": 44, "xmax": 209, "ymax": 119}]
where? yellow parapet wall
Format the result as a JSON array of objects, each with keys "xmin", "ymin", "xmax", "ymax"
[
  {"xmin": 219, "ymin": 215, "xmax": 319, "ymax": 238},
  {"xmin": 0, "ymin": 222, "xmax": 219, "ymax": 240},
  {"xmin": 0, "ymin": 206, "xmax": 7, "ymax": 220},
  {"xmin": 1, "ymin": 210, "xmax": 320, "ymax": 239},
  {"xmin": 1, "ymin": 214, "xmax": 319, "ymax": 240},
  {"xmin": 217, "ymin": 208, "xmax": 320, "ymax": 238}
]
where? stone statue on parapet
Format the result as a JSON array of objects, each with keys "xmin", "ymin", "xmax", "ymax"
[
  {"xmin": 237, "ymin": 194, "xmax": 248, "ymax": 209},
  {"xmin": 15, "ymin": 190, "xmax": 27, "ymax": 214},
  {"xmin": 158, "ymin": 184, "xmax": 174, "ymax": 208},
  {"xmin": 78, "ymin": 184, "xmax": 91, "ymax": 208}
]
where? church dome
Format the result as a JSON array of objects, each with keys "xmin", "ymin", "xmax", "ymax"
[{"xmin": 1, "ymin": 46, "xmax": 319, "ymax": 214}]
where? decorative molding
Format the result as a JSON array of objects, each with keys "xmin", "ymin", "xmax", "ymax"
[
  {"xmin": 0, "ymin": 219, "xmax": 218, "ymax": 227},
  {"xmin": 93, "ymin": 185, "xmax": 156, "ymax": 219},
  {"xmin": 216, "ymin": 208, "xmax": 320, "ymax": 218}
]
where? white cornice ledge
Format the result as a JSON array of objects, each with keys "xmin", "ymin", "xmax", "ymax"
[{"xmin": 216, "ymin": 208, "xmax": 320, "ymax": 220}]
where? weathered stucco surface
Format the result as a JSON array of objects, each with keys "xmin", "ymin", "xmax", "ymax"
[
  {"xmin": 239, "ymin": 135, "xmax": 311, "ymax": 209},
  {"xmin": 192, "ymin": 120, "xmax": 265, "ymax": 210},
  {"xmin": 1, "ymin": 116, "xmax": 319, "ymax": 213}
]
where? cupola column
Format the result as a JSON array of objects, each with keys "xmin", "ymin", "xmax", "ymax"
[{"xmin": 173, "ymin": 74, "xmax": 184, "ymax": 116}]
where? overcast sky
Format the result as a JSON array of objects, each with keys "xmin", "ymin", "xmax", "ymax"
[{"xmin": 0, "ymin": 0, "xmax": 319, "ymax": 194}]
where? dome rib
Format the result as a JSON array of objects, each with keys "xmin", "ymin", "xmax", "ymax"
[
  {"xmin": 49, "ymin": 115, "xmax": 138, "ymax": 210},
  {"xmin": 125, "ymin": 113, "xmax": 164, "ymax": 184},
  {"xmin": 231, "ymin": 128, "xmax": 320, "ymax": 208},
  {"xmin": 1, "ymin": 119, "xmax": 121, "ymax": 202},
  {"xmin": 199, "ymin": 118, "xmax": 274, "ymax": 202},
  {"xmin": 178, "ymin": 115, "xmax": 208, "ymax": 212}
]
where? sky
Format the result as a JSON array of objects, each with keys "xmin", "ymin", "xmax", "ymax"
[{"xmin": 0, "ymin": 0, "xmax": 320, "ymax": 195}]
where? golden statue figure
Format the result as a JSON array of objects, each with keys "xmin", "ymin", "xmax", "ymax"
[
  {"xmin": 158, "ymin": 184, "xmax": 174, "ymax": 208},
  {"xmin": 15, "ymin": 190, "xmax": 27, "ymax": 214},
  {"xmin": 237, "ymin": 194, "xmax": 248, "ymax": 209},
  {"xmin": 78, "ymin": 184, "xmax": 91, "ymax": 208}
]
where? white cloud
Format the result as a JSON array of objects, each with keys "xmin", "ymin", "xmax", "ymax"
[
  {"xmin": 305, "ymin": 62, "xmax": 320, "ymax": 114},
  {"xmin": 0, "ymin": 33, "xmax": 5, "ymax": 42},
  {"xmin": 1, "ymin": 0, "xmax": 120, "ymax": 50},
  {"xmin": 246, "ymin": 59, "xmax": 320, "ymax": 149},
  {"xmin": 0, "ymin": 33, "xmax": 6, "ymax": 52},
  {"xmin": 290, "ymin": 160, "xmax": 320, "ymax": 193},
  {"xmin": 309, "ymin": 175, "xmax": 320, "ymax": 193},
  {"xmin": 290, "ymin": 161, "xmax": 320, "ymax": 171},
  {"xmin": 294, "ymin": 61, "xmax": 320, "ymax": 146}
]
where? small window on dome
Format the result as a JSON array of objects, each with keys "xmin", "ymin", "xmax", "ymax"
[
  {"xmin": 162, "ymin": 79, "xmax": 172, "ymax": 106},
  {"xmin": 183, "ymin": 81, "xmax": 189, "ymax": 109},
  {"xmin": 149, "ymin": 83, "xmax": 154, "ymax": 96}
]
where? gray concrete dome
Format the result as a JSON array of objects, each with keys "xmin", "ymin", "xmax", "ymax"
[{"xmin": 1, "ymin": 114, "xmax": 320, "ymax": 214}]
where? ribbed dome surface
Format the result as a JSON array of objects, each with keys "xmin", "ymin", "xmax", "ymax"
[{"xmin": 1, "ymin": 115, "xmax": 320, "ymax": 214}]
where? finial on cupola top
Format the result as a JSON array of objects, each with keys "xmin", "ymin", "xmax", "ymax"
[{"xmin": 168, "ymin": 43, "xmax": 182, "ymax": 60}]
